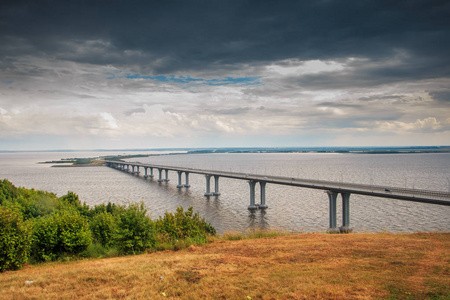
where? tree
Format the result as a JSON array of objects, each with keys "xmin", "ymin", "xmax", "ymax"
[{"xmin": 0, "ymin": 206, "xmax": 31, "ymax": 272}]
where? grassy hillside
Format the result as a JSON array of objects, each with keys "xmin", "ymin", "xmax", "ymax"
[{"xmin": 0, "ymin": 232, "xmax": 448, "ymax": 299}]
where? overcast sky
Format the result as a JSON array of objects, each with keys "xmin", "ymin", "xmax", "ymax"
[{"xmin": 1, "ymin": 0, "xmax": 449, "ymax": 150}]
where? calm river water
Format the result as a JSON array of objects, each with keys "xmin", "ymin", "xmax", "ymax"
[{"xmin": 1, "ymin": 151, "xmax": 449, "ymax": 234}]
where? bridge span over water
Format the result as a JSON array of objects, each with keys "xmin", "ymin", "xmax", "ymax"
[{"xmin": 105, "ymin": 161, "xmax": 450, "ymax": 233}]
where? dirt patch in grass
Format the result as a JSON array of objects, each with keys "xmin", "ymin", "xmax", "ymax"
[{"xmin": 0, "ymin": 232, "xmax": 448, "ymax": 299}]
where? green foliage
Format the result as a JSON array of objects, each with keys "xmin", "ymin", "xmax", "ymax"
[
  {"xmin": 156, "ymin": 206, "xmax": 216, "ymax": 240},
  {"xmin": 80, "ymin": 242, "xmax": 120, "ymax": 259},
  {"xmin": 114, "ymin": 202, "xmax": 156, "ymax": 254},
  {"xmin": 59, "ymin": 191, "xmax": 92, "ymax": 217},
  {"xmin": 0, "ymin": 206, "xmax": 32, "ymax": 272},
  {"xmin": 31, "ymin": 210, "xmax": 92, "ymax": 262},
  {"xmin": 60, "ymin": 191, "xmax": 81, "ymax": 207},
  {"xmin": 0, "ymin": 179, "xmax": 20, "ymax": 205},
  {"xmin": 74, "ymin": 158, "xmax": 93, "ymax": 165},
  {"xmin": 90, "ymin": 212, "xmax": 117, "ymax": 247},
  {"xmin": 1, "ymin": 180, "xmax": 217, "ymax": 269}
]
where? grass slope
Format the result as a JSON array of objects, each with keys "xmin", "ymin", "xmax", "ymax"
[{"xmin": 0, "ymin": 232, "xmax": 449, "ymax": 299}]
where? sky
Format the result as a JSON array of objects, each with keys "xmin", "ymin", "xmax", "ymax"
[{"xmin": 1, "ymin": 0, "xmax": 450, "ymax": 151}]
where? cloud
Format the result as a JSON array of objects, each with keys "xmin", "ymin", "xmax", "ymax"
[
  {"xmin": 1, "ymin": 1, "xmax": 450, "ymax": 149},
  {"xmin": 375, "ymin": 117, "xmax": 450, "ymax": 133},
  {"xmin": 1, "ymin": 0, "xmax": 449, "ymax": 75}
]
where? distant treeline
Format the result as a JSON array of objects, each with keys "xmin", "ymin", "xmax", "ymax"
[
  {"xmin": 42, "ymin": 154, "xmax": 153, "ymax": 166},
  {"xmin": 0, "ymin": 179, "xmax": 215, "ymax": 272},
  {"xmin": 187, "ymin": 146, "xmax": 450, "ymax": 154}
]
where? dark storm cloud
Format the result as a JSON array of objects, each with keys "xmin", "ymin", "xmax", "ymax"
[
  {"xmin": 1, "ymin": 0, "xmax": 449, "ymax": 77},
  {"xmin": 430, "ymin": 90, "xmax": 450, "ymax": 102}
]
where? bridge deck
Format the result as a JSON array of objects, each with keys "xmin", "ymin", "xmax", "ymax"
[{"xmin": 105, "ymin": 161, "xmax": 450, "ymax": 206}]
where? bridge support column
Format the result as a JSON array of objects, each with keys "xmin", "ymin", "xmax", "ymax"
[
  {"xmin": 340, "ymin": 193, "xmax": 352, "ymax": 233},
  {"xmin": 177, "ymin": 171, "xmax": 184, "ymax": 188},
  {"xmin": 259, "ymin": 181, "xmax": 268, "ymax": 209},
  {"xmin": 184, "ymin": 172, "xmax": 191, "ymax": 188},
  {"xmin": 164, "ymin": 169, "xmax": 169, "ymax": 182},
  {"xmin": 205, "ymin": 175, "xmax": 213, "ymax": 196},
  {"xmin": 157, "ymin": 169, "xmax": 164, "ymax": 182},
  {"xmin": 131, "ymin": 165, "xmax": 135, "ymax": 174},
  {"xmin": 248, "ymin": 180, "xmax": 258, "ymax": 210},
  {"xmin": 149, "ymin": 167, "xmax": 154, "ymax": 178},
  {"xmin": 327, "ymin": 191, "xmax": 339, "ymax": 233},
  {"xmin": 144, "ymin": 167, "xmax": 148, "ymax": 178},
  {"xmin": 213, "ymin": 175, "xmax": 220, "ymax": 195},
  {"xmin": 136, "ymin": 166, "xmax": 140, "ymax": 175}
]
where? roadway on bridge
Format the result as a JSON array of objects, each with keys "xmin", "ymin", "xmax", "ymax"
[{"xmin": 105, "ymin": 161, "xmax": 450, "ymax": 206}]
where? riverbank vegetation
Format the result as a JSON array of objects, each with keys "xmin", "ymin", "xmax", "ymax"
[{"xmin": 0, "ymin": 180, "xmax": 215, "ymax": 272}]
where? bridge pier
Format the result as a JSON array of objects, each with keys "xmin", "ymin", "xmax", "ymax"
[
  {"xmin": 184, "ymin": 172, "xmax": 190, "ymax": 188},
  {"xmin": 157, "ymin": 169, "xmax": 164, "ymax": 182},
  {"xmin": 149, "ymin": 167, "xmax": 154, "ymax": 178},
  {"xmin": 164, "ymin": 169, "xmax": 169, "ymax": 182},
  {"xmin": 340, "ymin": 193, "xmax": 352, "ymax": 233},
  {"xmin": 326, "ymin": 191, "xmax": 352, "ymax": 233},
  {"xmin": 248, "ymin": 180, "xmax": 258, "ymax": 209},
  {"xmin": 177, "ymin": 171, "xmax": 184, "ymax": 188},
  {"xmin": 205, "ymin": 175, "xmax": 214, "ymax": 196},
  {"xmin": 248, "ymin": 180, "xmax": 268, "ymax": 209},
  {"xmin": 327, "ymin": 191, "xmax": 339, "ymax": 233},
  {"xmin": 176, "ymin": 171, "xmax": 191, "ymax": 188},
  {"xmin": 259, "ymin": 181, "xmax": 268, "ymax": 209},
  {"xmin": 213, "ymin": 175, "xmax": 220, "ymax": 195}
]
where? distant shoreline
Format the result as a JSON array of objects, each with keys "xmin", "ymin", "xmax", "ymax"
[
  {"xmin": 2, "ymin": 145, "xmax": 450, "ymax": 154},
  {"xmin": 33, "ymin": 146, "xmax": 450, "ymax": 166}
]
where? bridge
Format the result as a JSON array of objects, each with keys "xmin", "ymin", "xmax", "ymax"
[{"xmin": 105, "ymin": 160, "xmax": 450, "ymax": 233}]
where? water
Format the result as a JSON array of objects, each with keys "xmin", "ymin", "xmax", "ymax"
[{"xmin": 1, "ymin": 151, "xmax": 449, "ymax": 234}]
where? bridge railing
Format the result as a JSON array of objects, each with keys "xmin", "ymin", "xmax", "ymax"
[
  {"xmin": 105, "ymin": 161, "xmax": 450, "ymax": 200},
  {"xmin": 240, "ymin": 174, "xmax": 450, "ymax": 199}
]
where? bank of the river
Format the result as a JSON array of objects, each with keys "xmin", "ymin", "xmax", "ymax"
[{"xmin": 1, "ymin": 232, "xmax": 448, "ymax": 299}]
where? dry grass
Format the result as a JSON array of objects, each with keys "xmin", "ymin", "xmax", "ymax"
[{"xmin": 0, "ymin": 232, "xmax": 449, "ymax": 299}]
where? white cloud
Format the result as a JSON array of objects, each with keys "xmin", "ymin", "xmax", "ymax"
[
  {"xmin": 266, "ymin": 59, "xmax": 346, "ymax": 76},
  {"xmin": 375, "ymin": 117, "xmax": 448, "ymax": 133}
]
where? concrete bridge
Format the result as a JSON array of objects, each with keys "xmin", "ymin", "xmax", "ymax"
[{"xmin": 105, "ymin": 161, "xmax": 450, "ymax": 233}]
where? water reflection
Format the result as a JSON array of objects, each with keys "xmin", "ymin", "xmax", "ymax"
[{"xmin": 248, "ymin": 209, "xmax": 269, "ymax": 231}]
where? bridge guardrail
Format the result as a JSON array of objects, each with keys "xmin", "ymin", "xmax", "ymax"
[{"xmin": 105, "ymin": 161, "xmax": 450, "ymax": 200}]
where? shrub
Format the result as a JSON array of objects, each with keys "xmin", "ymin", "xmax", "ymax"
[
  {"xmin": 0, "ymin": 179, "xmax": 20, "ymax": 205},
  {"xmin": 115, "ymin": 202, "xmax": 156, "ymax": 254},
  {"xmin": 59, "ymin": 191, "xmax": 91, "ymax": 217},
  {"xmin": 156, "ymin": 206, "xmax": 216, "ymax": 240},
  {"xmin": 32, "ymin": 210, "xmax": 92, "ymax": 262},
  {"xmin": 0, "ymin": 206, "xmax": 31, "ymax": 272},
  {"xmin": 90, "ymin": 212, "xmax": 117, "ymax": 247},
  {"xmin": 80, "ymin": 242, "xmax": 119, "ymax": 259}
]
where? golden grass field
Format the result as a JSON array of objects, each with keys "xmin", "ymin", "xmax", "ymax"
[{"xmin": 0, "ymin": 232, "xmax": 448, "ymax": 299}]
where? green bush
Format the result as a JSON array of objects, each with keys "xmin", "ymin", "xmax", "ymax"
[
  {"xmin": 90, "ymin": 212, "xmax": 117, "ymax": 247},
  {"xmin": 115, "ymin": 202, "xmax": 156, "ymax": 254},
  {"xmin": 31, "ymin": 210, "xmax": 92, "ymax": 262},
  {"xmin": 80, "ymin": 242, "xmax": 119, "ymax": 259},
  {"xmin": 59, "ymin": 191, "xmax": 91, "ymax": 217},
  {"xmin": 156, "ymin": 206, "xmax": 216, "ymax": 240},
  {"xmin": 0, "ymin": 179, "xmax": 20, "ymax": 205},
  {"xmin": 0, "ymin": 206, "xmax": 31, "ymax": 272}
]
